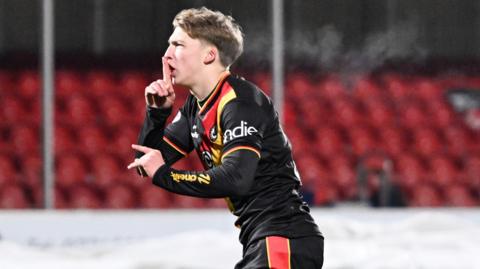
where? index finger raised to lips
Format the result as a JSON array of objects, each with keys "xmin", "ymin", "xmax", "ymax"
[{"xmin": 162, "ymin": 57, "xmax": 172, "ymax": 85}]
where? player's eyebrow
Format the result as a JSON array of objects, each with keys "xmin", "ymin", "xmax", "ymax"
[{"xmin": 169, "ymin": 40, "xmax": 184, "ymax": 46}]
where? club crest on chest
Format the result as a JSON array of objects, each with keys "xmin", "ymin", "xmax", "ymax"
[{"xmin": 209, "ymin": 125, "xmax": 218, "ymax": 142}]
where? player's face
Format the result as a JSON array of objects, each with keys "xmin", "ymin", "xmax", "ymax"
[{"xmin": 164, "ymin": 27, "xmax": 209, "ymax": 87}]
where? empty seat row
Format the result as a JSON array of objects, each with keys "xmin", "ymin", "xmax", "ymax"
[{"xmin": 1, "ymin": 69, "xmax": 480, "ymax": 208}]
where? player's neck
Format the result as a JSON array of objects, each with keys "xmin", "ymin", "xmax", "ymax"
[{"xmin": 190, "ymin": 67, "xmax": 229, "ymax": 101}]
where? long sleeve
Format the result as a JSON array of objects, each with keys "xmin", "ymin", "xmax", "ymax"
[
  {"xmin": 152, "ymin": 149, "xmax": 259, "ymax": 198},
  {"xmin": 136, "ymin": 105, "xmax": 193, "ymax": 165}
]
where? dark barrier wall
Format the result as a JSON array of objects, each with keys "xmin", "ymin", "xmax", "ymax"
[{"xmin": 0, "ymin": 0, "xmax": 479, "ymax": 65}]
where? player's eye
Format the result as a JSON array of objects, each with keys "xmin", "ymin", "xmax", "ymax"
[{"xmin": 172, "ymin": 41, "xmax": 183, "ymax": 47}]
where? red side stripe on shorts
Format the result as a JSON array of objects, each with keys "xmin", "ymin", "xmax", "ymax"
[{"xmin": 266, "ymin": 236, "xmax": 291, "ymax": 269}]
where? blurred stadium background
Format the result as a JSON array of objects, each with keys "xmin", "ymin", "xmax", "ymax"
[{"xmin": 1, "ymin": 1, "xmax": 480, "ymax": 268}]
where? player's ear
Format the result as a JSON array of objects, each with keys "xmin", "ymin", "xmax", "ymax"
[{"xmin": 203, "ymin": 46, "xmax": 217, "ymax": 65}]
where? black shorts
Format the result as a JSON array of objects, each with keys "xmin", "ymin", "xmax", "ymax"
[{"xmin": 235, "ymin": 235, "xmax": 324, "ymax": 269}]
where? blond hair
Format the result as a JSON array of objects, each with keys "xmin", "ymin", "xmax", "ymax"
[{"xmin": 173, "ymin": 7, "xmax": 244, "ymax": 68}]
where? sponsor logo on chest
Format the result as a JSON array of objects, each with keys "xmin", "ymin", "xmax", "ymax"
[{"xmin": 223, "ymin": 121, "xmax": 258, "ymax": 143}]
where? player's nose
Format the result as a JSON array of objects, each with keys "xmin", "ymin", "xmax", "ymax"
[{"xmin": 164, "ymin": 45, "xmax": 174, "ymax": 59}]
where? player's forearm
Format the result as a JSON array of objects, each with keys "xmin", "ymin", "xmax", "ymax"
[
  {"xmin": 151, "ymin": 150, "xmax": 259, "ymax": 198},
  {"xmin": 136, "ymin": 107, "xmax": 182, "ymax": 164},
  {"xmin": 137, "ymin": 107, "xmax": 171, "ymax": 147}
]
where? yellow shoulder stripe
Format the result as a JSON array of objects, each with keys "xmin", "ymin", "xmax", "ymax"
[{"xmin": 216, "ymin": 89, "xmax": 237, "ymax": 131}]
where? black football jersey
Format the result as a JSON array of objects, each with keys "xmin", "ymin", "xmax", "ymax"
[{"xmin": 137, "ymin": 71, "xmax": 322, "ymax": 245}]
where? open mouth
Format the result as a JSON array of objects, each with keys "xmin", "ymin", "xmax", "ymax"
[
  {"xmin": 168, "ymin": 64, "xmax": 176, "ymax": 84},
  {"xmin": 169, "ymin": 64, "xmax": 176, "ymax": 75}
]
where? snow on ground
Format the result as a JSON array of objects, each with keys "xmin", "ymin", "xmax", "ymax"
[{"xmin": 0, "ymin": 209, "xmax": 479, "ymax": 269}]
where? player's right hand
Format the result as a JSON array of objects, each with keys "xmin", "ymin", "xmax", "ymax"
[{"xmin": 145, "ymin": 57, "xmax": 176, "ymax": 108}]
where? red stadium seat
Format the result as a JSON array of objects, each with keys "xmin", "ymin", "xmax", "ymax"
[
  {"xmin": 68, "ymin": 184, "xmax": 102, "ymax": 209},
  {"xmin": 132, "ymin": 99, "xmax": 148, "ymax": 126},
  {"xmin": 55, "ymin": 125, "xmax": 77, "ymax": 155},
  {"xmin": 332, "ymin": 98, "xmax": 364, "ymax": 127},
  {"xmin": 443, "ymin": 184, "xmax": 477, "ymax": 207},
  {"xmin": 286, "ymin": 73, "xmax": 316, "ymax": 102},
  {"xmin": 444, "ymin": 125, "xmax": 473, "ymax": 157},
  {"xmin": 352, "ymin": 76, "xmax": 384, "ymax": 100},
  {"xmin": 360, "ymin": 152, "xmax": 392, "ymax": 172},
  {"xmin": 85, "ymin": 70, "xmax": 117, "ymax": 97},
  {"xmin": 314, "ymin": 125, "xmax": 345, "ymax": 157},
  {"xmin": 62, "ymin": 95, "xmax": 98, "ymax": 127},
  {"xmin": 56, "ymin": 153, "xmax": 88, "ymax": 188},
  {"xmin": 379, "ymin": 125, "xmax": 408, "ymax": 157},
  {"xmin": 394, "ymin": 153, "xmax": 428, "ymax": 189},
  {"xmin": 122, "ymin": 168, "xmax": 151, "ymax": 190},
  {"xmin": 55, "ymin": 70, "xmax": 84, "ymax": 98},
  {"xmin": 363, "ymin": 98, "xmax": 396, "ymax": 128},
  {"xmin": 409, "ymin": 184, "xmax": 443, "ymax": 207},
  {"xmin": 284, "ymin": 127, "xmax": 310, "ymax": 158},
  {"xmin": 467, "ymin": 75, "xmax": 480, "ymax": 88},
  {"xmin": 413, "ymin": 78, "xmax": 442, "ymax": 101},
  {"xmin": 139, "ymin": 186, "xmax": 173, "ymax": 208},
  {"xmin": 427, "ymin": 155, "xmax": 460, "ymax": 188},
  {"xmin": 283, "ymin": 102, "xmax": 298, "ymax": 128},
  {"xmin": 76, "ymin": 125, "xmax": 108, "ymax": 155},
  {"xmin": 119, "ymin": 71, "xmax": 148, "ymax": 99},
  {"xmin": 328, "ymin": 154, "xmax": 357, "ymax": 199},
  {"xmin": 17, "ymin": 70, "xmax": 40, "ymax": 100},
  {"xmin": 0, "ymin": 154, "xmax": 18, "ymax": 187},
  {"xmin": 104, "ymin": 184, "xmax": 137, "ymax": 209},
  {"xmin": 1, "ymin": 95, "xmax": 30, "ymax": 125},
  {"xmin": 110, "ymin": 126, "xmax": 140, "ymax": 162},
  {"xmin": 411, "ymin": 126, "xmax": 444, "ymax": 157},
  {"xmin": 382, "ymin": 74, "xmax": 412, "ymax": 100},
  {"xmin": 313, "ymin": 182, "xmax": 339, "ymax": 206},
  {"xmin": 297, "ymin": 98, "xmax": 331, "ymax": 128},
  {"xmin": 31, "ymin": 97, "xmax": 42, "ymax": 125},
  {"xmin": 0, "ymin": 183, "xmax": 30, "ymax": 209},
  {"xmin": 319, "ymin": 75, "xmax": 347, "ymax": 100},
  {"xmin": 19, "ymin": 155, "xmax": 41, "ymax": 188},
  {"xmin": 97, "ymin": 95, "xmax": 133, "ymax": 128},
  {"xmin": 347, "ymin": 125, "xmax": 378, "ymax": 157},
  {"xmin": 398, "ymin": 100, "xmax": 428, "ymax": 129},
  {"xmin": 0, "ymin": 136, "xmax": 9, "ymax": 156},
  {"xmin": 427, "ymin": 100, "xmax": 456, "ymax": 129},
  {"xmin": 91, "ymin": 154, "xmax": 122, "ymax": 188},
  {"xmin": 10, "ymin": 124, "xmax": 40, "ymax": 157},
  {"xmin": 463, "ymin": 154, "xmax": 480, "ymax": 189}
]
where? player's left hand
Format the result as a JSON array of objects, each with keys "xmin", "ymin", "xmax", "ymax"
[{"xmin": 127, "ymin": 144, "xmax": 165, "ymax": 177}]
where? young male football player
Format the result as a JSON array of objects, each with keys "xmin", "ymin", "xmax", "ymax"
[{"xmin": 128, "ymin": 7, "xmax": 324, "ymax": 268}]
